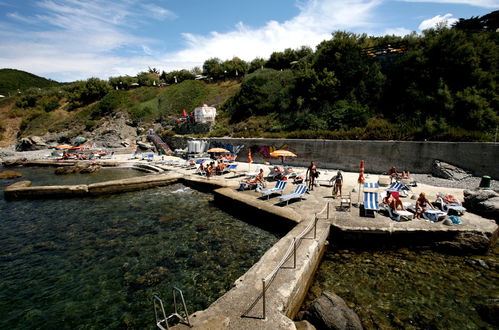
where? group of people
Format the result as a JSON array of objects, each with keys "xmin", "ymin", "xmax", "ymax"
[
  {"xmin": 387, "ymin": 166, "xmax": 411, "ymax": 183},
  {"xmin": 199, "ymin": 161, "xmax": 229, "ymax": 178},
  {"xmin": 383, "ymin": 190, "xmax": 436, "ymax": 219}
]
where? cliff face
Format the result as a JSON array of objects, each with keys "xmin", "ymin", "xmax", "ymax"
[{"xmin": 13, "ymin": 112, "xmax": 140, "ymax": 151}]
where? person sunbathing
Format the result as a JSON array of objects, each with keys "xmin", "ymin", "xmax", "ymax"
[
  {"xmin": 387, "ymin": 166, "xmax": 399, "ymax": 182},
  {"xmin": 238, "ymin": 169, "xmax": 265, "ymax": 190},
  {"xmin": 389, "ymin": 191, "xmax": 405, "ymax": 211},
  {"xmin": 402, "ymin": 170, "xmax": 411, "ymax": 179},
  {"xmin": 415, "ymin": 192, "xmax": 434, "ymax": 219}
]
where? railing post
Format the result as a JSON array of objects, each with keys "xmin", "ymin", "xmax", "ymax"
[
  {"xmin": 293, "ymin": 238, "xmax": 297, "ymax": 269},
  {"xmin": 314, "ymin": 217, "xmax": 317, "ymax": 239},
  {"xmin": 262, "ymin": 278, "xmax": 266, "ymax": 320},
  {"xmin": 327, "ymin": 202, "xmax": 330, "ymax": 219}
]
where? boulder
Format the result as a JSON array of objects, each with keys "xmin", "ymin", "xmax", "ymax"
[
  {"xmin": 90, "ymin": 112, "xmax": 137, "ymax": 148},
  {"xmin": 55, "ymin": 166, "xmax": 78, "ymax": 175},
  {"xmin": 0, "ymin": 170, "xmax": 23, "ymax": 179},
  {"xmin": 295, "ymin": 320, "xmax": 317, "ymax": 330},
  {"xmin": 303, "ymin": 291, "xmax": 363, "ymax": 330},
  {"xmin": 463, "ymin": 189, "xmax": 499, "ymax": 221},
  {"xmin": 431, "ymin": 160, "xmax": 472, "ymax": 181},
  {"xmin": 15, "ymin": 136, "xmax": 48, "ymax": 151},
  {"xmin": 434, "ymin": 232, "xmax": 492, "ymax": 254},
  {"xmin": 137, "ymin": 141, "xmax": 155, "ymax": 151},
  {"xmin": 2, "ymin": 158, "xmax": 27, "ymax": 167}
]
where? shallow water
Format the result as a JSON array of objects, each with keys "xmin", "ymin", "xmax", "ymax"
[
  {"xmin": 304, "ymin": 246, "xmax": 498, "ymax": 329},
  {"xmin": 0, "ymin": 167, "xmax": 279, "ymax": 329}
]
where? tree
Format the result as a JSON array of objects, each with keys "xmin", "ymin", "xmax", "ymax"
[
  {"xmin": 248, "ymin": 58, "xmax": 267, "ymax": 73},
  {"xmin": 203, "ymin": 58, "xmax": 224, "ymax": 80}
]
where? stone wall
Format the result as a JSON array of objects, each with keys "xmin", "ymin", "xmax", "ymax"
[{"xmin": 167, "ymin": 136, "xmax": 499, "ymax": 178}]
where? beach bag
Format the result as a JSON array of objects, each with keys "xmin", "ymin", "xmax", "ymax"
[
  {"xmin": 449, "ymin": 215, "xmax": 462, "ymax": 225},
  {"xmin": 425, "ymin": 212, "xmax": 439, "ymax": 222}
]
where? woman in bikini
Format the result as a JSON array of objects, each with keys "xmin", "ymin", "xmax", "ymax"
[{"xmin": 416, "ymin": 192, "xmax": 434, "ymax": 219}]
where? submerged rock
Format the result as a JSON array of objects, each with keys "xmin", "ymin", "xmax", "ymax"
[
  {"xmin": 0, "ymin": 170, "xmax": 23, "ymax": 179},
  {"xmin": 303, "ymin": 291, "xmax": 363, "ymax": 330}
]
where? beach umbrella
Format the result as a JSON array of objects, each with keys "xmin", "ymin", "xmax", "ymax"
[
  {"xmin": 247, "ymin": 148, "xmax": 253, "ymax": 170},
  {"xmin": 269, "ymin": 150, "xmax": 297, "ymax": 158},
  {"xmin": 207, "ymin": 147, "xmax": 230, "ymax": 153},
  {"xmin": 56, "ymin": 144, "xmax": 72, "ymax": 149},
  {"xmin": 270, "ymin": 149, "xmax": 297, "ymax": 164}
]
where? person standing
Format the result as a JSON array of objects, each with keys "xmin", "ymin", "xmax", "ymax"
[
  {"xmin": 334, "ymin": 171, "xmax": 343, "ymax": 196},
  {"xmin": 306, "ymin": 161, "xmax": 318, "ymax": 191}
]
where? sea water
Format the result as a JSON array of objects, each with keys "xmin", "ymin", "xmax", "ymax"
[
  {"xmin": 0, "ymin": 167, "xmax": 279, "ymax": 329},
  {"xmin": 303, "ymin": 246, "xmax": 498, "ymax": 329}
]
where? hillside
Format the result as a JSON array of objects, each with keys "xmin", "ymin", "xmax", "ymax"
[{"xmin": 0, "ymin": 69, "xmax": 60, "ymax": 96}]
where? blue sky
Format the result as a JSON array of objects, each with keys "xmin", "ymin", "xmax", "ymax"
[{"xmin": 0, "ymin": 0, "xmax": 497, "ymax": 82}]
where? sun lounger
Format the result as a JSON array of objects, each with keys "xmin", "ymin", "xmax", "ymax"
[
  {"xmin": 361, "ymin": 191, "xmax": 379, "ymax": 217},
  {"xmin": 436, "ymin": 193, "xmax": 466, "ymax": 215},
  {"xmin": 278, "ymin": 185, "xmax": 308, "ymax": 205},
  {"xmin": 258, "ymin": 180, "xmax": 287, "ymax": 199},
  {"xmin": 423, "ymin": 209, "xmax": 447, "ymax": 222},
  {"xmin": 386, "ymin": 182, "xmax": 411, "ymax": 197},
  {"xmin": 364, "ymin": 182, "xmax": 380, "ymax": 189},
  {"xmin": 340, "ymin": 193, "xmax": 352, "ymax": 211},
  {"xmin": 385, "ymin": 205, "xmax": 414, "ymax": 221}
]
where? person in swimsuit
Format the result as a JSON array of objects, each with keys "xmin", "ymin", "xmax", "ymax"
[
  {"xmin": 334, "ymin": 171, "xmax": 343, "ymax": 196},
  {"xmin": 416, "ymin": 192, "xmax": 434, "ymax": 219},
  {"xmin": 306, "ymin": 161, "xmax": 318, "ymax": 191}
]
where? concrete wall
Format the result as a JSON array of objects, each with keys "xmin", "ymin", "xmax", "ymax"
[{"xmin": 167, "ymin": 137, "xmax": 499, "ymax": 178}]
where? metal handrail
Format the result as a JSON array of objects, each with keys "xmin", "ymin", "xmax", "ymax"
[
  {"xmin": 242, "ymin": 202, "xmax": 330, "ymax": 319},
  {"xmin": 153, "ymin": 288, "xmax": 192, "ymax": 329}
]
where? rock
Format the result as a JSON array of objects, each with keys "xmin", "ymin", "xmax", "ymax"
[
  {"xmin": 463, "ymin": 190, "xmax": 499, "ymax": 221},
  {"xmin": 137, "ymin": 141, "xmax": 155, "ymax": 151},
  {"xmin": 477, "ymin": 259, "xmax": 490, "ymax": 269},
  {"xmin": 55, "ymin": 167, "xmax": 77, "ymax": 175},
  {"xmin": 476, "ymin": 300, "xmax": 499, "ymax": 327},
  {"xmin": 7, "ymin": 180, "xmax": 31, "ymax": 188},
  {"xmin": 15, "ymin": 136, "xmax": 48, "ymax": 151},
  {"xmin": 442, "ymin": 218, "xmax": 453, "ymax": 226},
  {"xmin": 2, "ymin": 158, "xmax": 27, "ymax": 167},
  {"xmin": 0, "ymin": 170, "xmax": 23, "ymax": 179},
  {"xmin": 303, "ymin": 291, "xmax": 363, "ymax": 330},
  {"xmin": 434, "ymin": 232, "xmax": 492, "ymax": 254},
  {"xmin": 295, "ymin": 320, "xmax": 317, "ymax": 330},
  {"xmin": 90, "ymin": 112, "xmax": 137, "ymax": 148},
  {"xmin": 431, "ymin": 160, "xmax": 472, "ymax": 181}
]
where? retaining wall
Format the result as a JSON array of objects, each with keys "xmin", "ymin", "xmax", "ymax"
[{"xmin": 166, "ymin": 137, "xmax": 499, "ymax": 178}]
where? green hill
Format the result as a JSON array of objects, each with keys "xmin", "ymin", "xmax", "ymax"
[{"xmin": 0, "ymin": 68, "xmax": 60, "ymax": 96}]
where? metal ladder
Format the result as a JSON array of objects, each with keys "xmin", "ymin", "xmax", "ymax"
[{"xmin": 153, "ymin": 287, "xmax": 192, "ymax": 329}]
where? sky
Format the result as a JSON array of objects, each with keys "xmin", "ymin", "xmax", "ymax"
[{"xmin": 0, "ymin": 0, "xmax": 497, "ymax": 82}]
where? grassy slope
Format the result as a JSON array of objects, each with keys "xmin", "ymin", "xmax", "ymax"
[
  {"xmin": 0, "ymin": 69, "xmax": 60, "ymax": 95},
  {"xmin": 0, "ymin": 80, "xmax": 240, "ymax": 143}
]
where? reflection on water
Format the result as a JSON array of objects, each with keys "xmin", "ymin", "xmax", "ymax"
[
  {"xmin": 0, "ymin": 167, "xmax": 279, "ymax": 329},
  {"xmin": 304, "ymin": 247, "xmax": 498, "ymax": 329}
]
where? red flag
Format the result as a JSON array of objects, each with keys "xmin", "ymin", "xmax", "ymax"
[
  {"xmin": 248, "ymin": 148, "xmax": 253, "ymax": 163},
  {"xmin": 358, "ymin": 160, "xmax": 365, "ymax": 184}
]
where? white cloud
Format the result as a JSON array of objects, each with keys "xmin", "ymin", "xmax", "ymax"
[
  {"xmin": 400, "ymin": 0, "xmax": 499, "ymax": 9},
  {"xmin": 382, "ymin": 27, "xmax": 414, "ymax": 36},
  {"xmin": 141, "ymin": 3, "xmax": 176, "ymax": 21},
  {"xmin": 418, "ymin": 13, "xmax": 459, "ymax": 30},
  {"xmin": 166, "ymin": 0, "xmax": 382, "ymax": 65}
]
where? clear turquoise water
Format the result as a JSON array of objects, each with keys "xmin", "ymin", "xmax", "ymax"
[
  {"xmin": 0, "ymin": 167, "xmax": 279, "ymax": 329},
  {"xmin": 304, "ymin": 246, "xmax": 498, "ymax": 329}
]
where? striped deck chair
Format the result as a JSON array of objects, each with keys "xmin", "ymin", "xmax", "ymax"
[
  {"xmin": 278, "ymin": 185, "xmax": 308, "ymax": 206},
  {"xmin": 259, "ymin": 180, "xmax": 287, "ymax": 199},
  {"xmin": 386, "ymin": 182, "xmax": 411, "ymax": 197},
  {"xmin": 364, "ymin": 182, "xmax": 380, "ymax": 189},
  {"xmin": 361, "ymin": 191, "xmax": 379, "ymax": 217}
]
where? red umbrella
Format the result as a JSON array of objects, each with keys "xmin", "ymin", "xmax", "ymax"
[{"xmin": 358, "ymin": 160, "xmax": 365, "ymax": 184}]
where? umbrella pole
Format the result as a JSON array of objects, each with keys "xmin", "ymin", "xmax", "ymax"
[{"xmin": 357, "ymin": 183, "xmax": 361, "ymax": 207}]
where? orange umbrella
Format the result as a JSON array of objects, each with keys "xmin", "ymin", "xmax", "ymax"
[
  {"xmin": 56, "ymin": 144, "xmax": 72, "ymax": 149},
  {"xmin": 248, "ymin": 148, "xmax": 253, "ymax": 163},
  {"xmin": 269, "ymin": 150, "xmax": 297, "ymax": 158},
  {"xmin": 358, "ymin": 160, "xmax": 365, "ymax": 184},
  {"xmin": 207, "ymin": 147, "xmax": 230, "ymax": 153}
]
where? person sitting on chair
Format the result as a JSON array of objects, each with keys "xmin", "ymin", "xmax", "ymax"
[
  {"xmin": 416, "ymin": 192, "xmax": 434, "ymax": 219},
  {"xmin": 238, "ymin": 169, "xmax": 265, "ymax": 190}
]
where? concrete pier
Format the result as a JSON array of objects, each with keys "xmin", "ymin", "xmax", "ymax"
[{"xmin": 2, "ymin": 159, "xmax": 498, "ymax": 329}]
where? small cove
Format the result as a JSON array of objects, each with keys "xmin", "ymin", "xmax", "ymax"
[{"xmin": 0, "ymin": 166, "xmax": 280, "ymax": 329}]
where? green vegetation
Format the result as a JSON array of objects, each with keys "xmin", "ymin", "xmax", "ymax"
[
  {"xmin": 0, "ymin": 69, "xmax": 60, "ymax": 95},
  {"xmin": 1, "ymin": 10, "xmax": 497, "ymax": 142}
]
